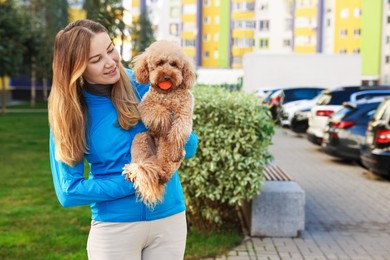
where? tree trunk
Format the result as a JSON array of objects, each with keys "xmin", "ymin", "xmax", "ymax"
[
  {"xmin": 31, "ymin": 57, "xmax": 36, "ymax": 107},
  {"xmin": 1, "ymin": 77, "xmax": 6, "ymax": 114},
  {"xmin": 43, "ymin": 77, "xmax": 48, "ymax": 101}
]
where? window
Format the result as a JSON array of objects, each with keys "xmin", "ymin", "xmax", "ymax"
[
  {"xmin": 386, "ymin": 56, "xmax": 390, "ymax": 64},
  {"xmin": 295, "ymin": 17, "xmax": 309, "ymax": 28},
  {"xmin": 169, "ymin": 23, "xmax": 179, "ymax": 36},
  {"xmin": 170, "ymin": 6, "xmax": 180, "ymax": 18},
  {"xmin": 182, "ymin": 4, "xmax": 196, "ymax": 14},
  {"xmin": 259, "ymin": 38, "xmax": 269, "ymax": 48},
  {"xmin": 213, "ymin": 50, "xmax": 218, "ymax": 59},
  {"xmin": 204, "ymin": 51, "xmax": 209, "ymax": 58},
  {"xmin": 283, "ymin": 39, "xmax": 291, "ymax": 47},
  {"xmin": 353, "ymin": 29, "xmax": 361, "ymax": 36},
  {"xmin": 353, "ymin": 49, "xmax": 360, "ymax": 54},
  {"xmin": 233, "ymin": 38, "xmax": 255, "ymax": 47},
  {"xmin": 203, "ymin": 34, "xmax": 210, "ymax": 41},
  {"xmin": 387, "ymin": 16, "xmax": 390, "ymax": 24},
  {"xmin": 285, "ymin": 19, "xmax": 292, "ymax": 30},
  {"xmin": 259, "ymin": 20, "xmax": 269, "ymax": 31},
  {"xmin": 340, "ymin": 8, "xmax": 349, "ymax": 18},
  {"xmin": 183, "ymin": 40, "xmax": 195, "ymax": 47},
  {"xmin": 203, "ymin": 16, "xmax": 210, "ymax": 24},
  {"xmin": 233, "ymin": 20, "xmax": 255, "ymax": 29},
  {"xmin": 340, "ymin": 29, "xmax": 348, "ymax": 37},
  {"xmin": 354, "ymin": 8, "xmax": 361, "ymax": 17},
  {"xmin": 232, "ymin": 56, "xmax": 242, "ymax": 65},
  {"xmin": 182, "ymin": 23, "xmax": 196, "ymax": 32}
]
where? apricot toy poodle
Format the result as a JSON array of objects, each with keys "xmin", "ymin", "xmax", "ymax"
[{"xmin": 122, "ymin": 40, "xmax": 196, "ymax": 207}]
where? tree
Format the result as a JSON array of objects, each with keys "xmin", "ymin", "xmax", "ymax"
[
  {"xmin": 19, "ymin": 0, "xmax": 68, "ymax": 105},
  {"xmin": 84, "ymin": 0, "xmax": 126, "ymax": 40},
  {"xmin": 0, "ymin": 0, "xmax": 27, "ymax": 113},
  {"xmin": 131, "ymin": 8, "xmax": 155, "ymax": 57},
  {"xmin": 38, "ymin": 0, "xmax": 68, "ymax": 101}
]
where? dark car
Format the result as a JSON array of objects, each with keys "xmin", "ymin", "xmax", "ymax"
[
  {"xmin": 290, "ymin": 109, "xmax": 310, "ymax": 134},
  {"xmin": 360, "ymin": 97, "xmax": 390, "ymax": 178},
  {"xmin": 321, "ymin": 98, "xmax": 384, "ymax": 162},
  {"xmin": 265, "ymin": 87, "xmax": 325, "ymax": 122}
]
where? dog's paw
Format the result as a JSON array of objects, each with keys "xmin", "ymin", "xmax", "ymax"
[
  {"xmin": 169, "ymin": 148, "xmax": 185, "ymax": 163},
  {"xmin": 142, "ymin": 108, "xmax": 171, "ymax": 135}
]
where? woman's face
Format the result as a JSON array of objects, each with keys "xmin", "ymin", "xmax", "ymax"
[{"xmin": 83, "ymin": 32, "xmax": 120, "ymax": 85}]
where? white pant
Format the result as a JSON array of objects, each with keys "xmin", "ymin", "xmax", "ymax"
[{"xmin": 87, "ymin": 211, "xmax": 187, "ymax": 260}]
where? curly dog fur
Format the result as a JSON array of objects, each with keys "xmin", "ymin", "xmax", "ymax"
[{"xmin": 122, "ymin": 40, "xmax": 195, "ymax": 208}]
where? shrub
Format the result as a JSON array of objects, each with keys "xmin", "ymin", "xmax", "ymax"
[{"xmin": 181, "ymin": 85, "xmax": 275, "ymax": 232}]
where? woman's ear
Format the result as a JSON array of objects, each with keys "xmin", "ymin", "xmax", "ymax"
[
  {"xmin": 132, "ymin": 53, "xmax": 149, "ymax": 84},
  {"xmin": 182, "ymin": 56, "xmax": 196, "ymax": 89}
]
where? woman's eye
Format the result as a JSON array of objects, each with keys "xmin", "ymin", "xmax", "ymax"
[
  {"xmin": 91, "ymin": 57, "xmax": 101, "ymax": 63},
  {"xmin": 108, "ymin": 48, "xmax": 114, "ymax": 53}
]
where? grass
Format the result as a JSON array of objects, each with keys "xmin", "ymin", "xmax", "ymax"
[
  {"xmin": 0, "ymin": 111, "xmax": 242, "ymax": 259},
  {"xmin": 6, "ymin": 101, "xmax": 48, "ymax": 109}
]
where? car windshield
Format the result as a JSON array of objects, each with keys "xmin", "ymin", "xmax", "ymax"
[
  {"xmin": 332, "ymin": 106, "xmax": 352, "ymax": 120},
  {"xmin": 374, "ymin": 99, "xmax": 390, "ymax": 121},
  {"xmin": 316, "ymin": 91, "xmax": 353, "ymax": 105},
  {"xmin": 283, "ymin": 89, "xmax": 323, "ymax": 103}
]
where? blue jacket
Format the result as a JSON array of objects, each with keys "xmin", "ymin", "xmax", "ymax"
[{"xmin": 49, "ymin": 69, "xmax": 198, "ymax": 222}]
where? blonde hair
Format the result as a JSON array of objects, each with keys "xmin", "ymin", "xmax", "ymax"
[{"xmin": 49, "ymin": 19, "xmax": 140, "ymax": 166}]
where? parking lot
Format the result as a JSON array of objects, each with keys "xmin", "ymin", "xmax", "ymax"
[{"xmin": 220, "ymin": 128, "xmax": 390, "ymax": 260}]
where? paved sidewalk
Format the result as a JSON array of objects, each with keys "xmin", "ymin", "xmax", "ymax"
[{"xmin": 211, "ymin": 128, "xmax": 390, "ymax": 260}]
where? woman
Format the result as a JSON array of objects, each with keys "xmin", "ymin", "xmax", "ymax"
[{"xmin": 48, "ymin": 19, "xmax": 198, "ymax": 260}]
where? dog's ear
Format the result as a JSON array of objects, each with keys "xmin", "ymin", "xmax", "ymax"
[
  {"xmin": 132, "ymin": 53, "xmax": 149, "ymax": 84},
  {"xmin": 182, "ymin": 56, "xmax": 196, "ymax": 89}
]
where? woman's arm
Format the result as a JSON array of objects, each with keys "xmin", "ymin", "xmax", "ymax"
[
  {"xmin": 49, "ymin": 132, "xmax": 135, "ymax": 208},
  {"xmin": 184, "ymin": 131, "xmax": 198, "ymax": 159}
]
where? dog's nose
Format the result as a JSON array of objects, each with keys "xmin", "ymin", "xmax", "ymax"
[{"xmin": 164, "ymin": 75, "xmax": 171, "ymax": 81}]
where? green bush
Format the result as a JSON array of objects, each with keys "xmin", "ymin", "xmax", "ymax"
[{"xmin": 181, "ymin": 85, "xmax": 275, "ymax": 232}]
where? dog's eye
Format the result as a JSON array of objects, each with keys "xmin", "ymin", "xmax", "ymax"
[
  {"xmin": 157, "ymin": 60, "xmax": 165, "ymax": 66},
  {"xmin": 170, "ymin": 61, "xmax": 178, "ymax": 67}
]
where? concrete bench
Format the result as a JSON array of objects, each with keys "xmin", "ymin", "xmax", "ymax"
[{"xmin": 243, "ymin": 165, "xmax": 305, "ymax": 237}]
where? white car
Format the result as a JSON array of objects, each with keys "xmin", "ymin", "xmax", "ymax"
[
  {"xmin": 280, "ymin": 94, "xmax": 322, "ymax": 127},
  {"xmin": 307, "ymin": 87, "xmax": 390, "ymax": 145}
]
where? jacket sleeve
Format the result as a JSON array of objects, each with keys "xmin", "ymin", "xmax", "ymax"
[
  {"xmin": 184, "ymin": 131, "xmax": 198, "ymax": 159},
  {"xmin": 49, "ymin": 132, "xmax": 135, "ymax": 208}
]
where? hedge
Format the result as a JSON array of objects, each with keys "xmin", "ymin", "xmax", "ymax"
[{"xmin": 180, "ymin": 85, "xmax": 275, "ymax": 232}]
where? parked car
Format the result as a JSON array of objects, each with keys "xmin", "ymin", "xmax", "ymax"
[
  {"xmin": 321, "ymin": 98, "xmax": 385, "ymax": 162},
  {"xmin": 264, "ymin": 87, "xmax": 325, "ymax": 122},
  {"xmin": 360, "ymin": 97, "xmax": 390, "ymax": 178},
  {"xmin": 280, "ymin": 92, "xmax": 324, "ymax": 128},
  {"xmin": 255, "ymin": 87, "xmax": 280, "ymax": 100},
  {"xmin": 307, "ymin": 86, "xmax": 390, "ymax": 145},
  {"xmin": 290, "ymin": 109, "xmax": 310, "ymax": 134}
]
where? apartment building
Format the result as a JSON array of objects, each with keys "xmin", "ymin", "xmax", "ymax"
[
  {"xmin": 322, "ymin": 0, "xmax": 362, "ymax": 55},
  {"xmin": 254, "ymin": 0, "xmax": 293, "ymax": 54},
  {"xmin": 293, "ymin": 0, "xmax": 323, "ymax": 53},
  {"xmin": 230, "ymin": 0, "xmax": 256, "ymax": 68}
]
